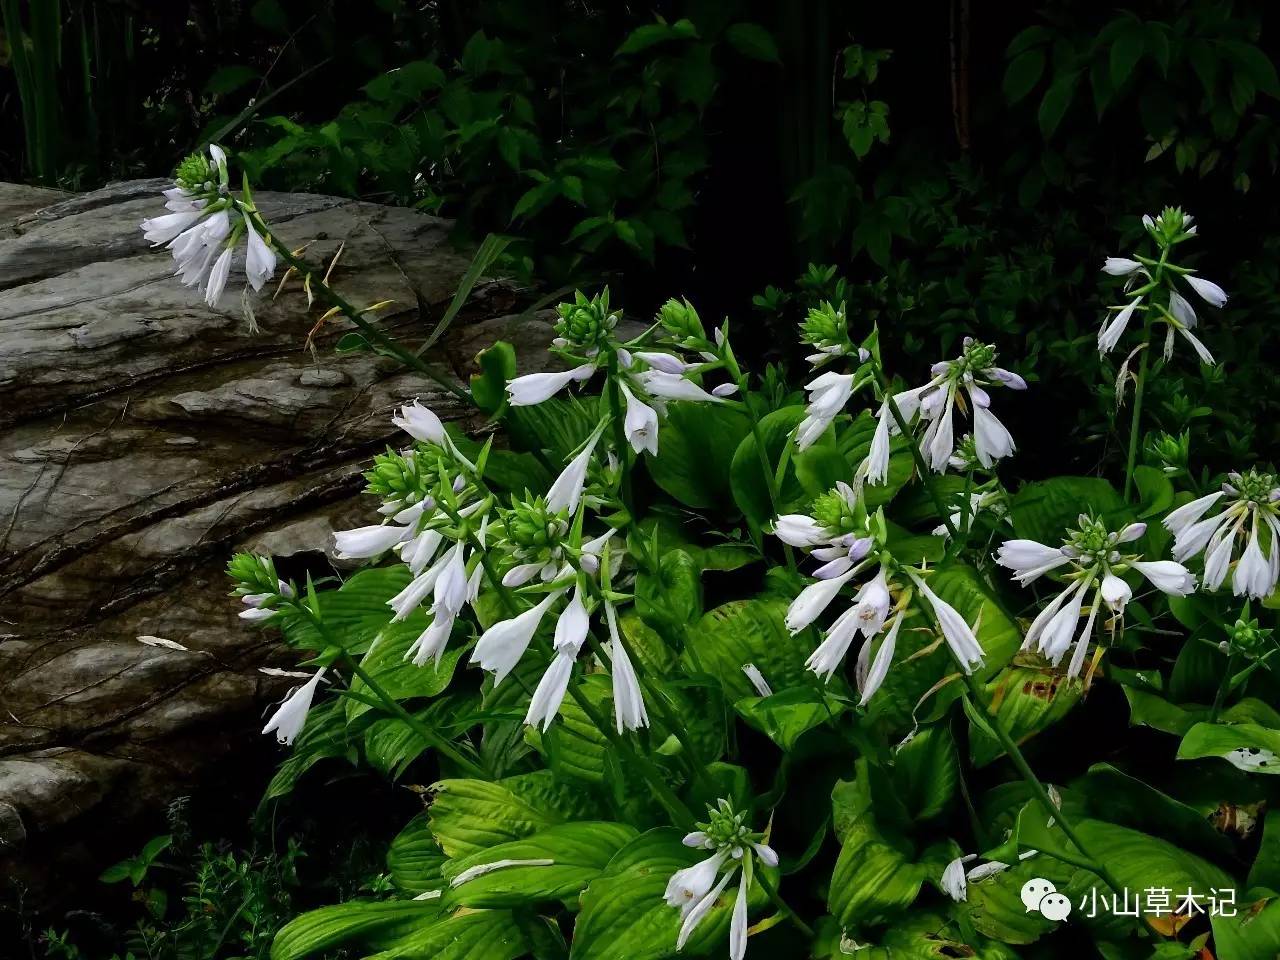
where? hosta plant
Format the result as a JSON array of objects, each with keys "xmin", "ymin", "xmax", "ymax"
[{"xmin": 142, "ymin": 149, "xmax": 1280, "ymax": 960}]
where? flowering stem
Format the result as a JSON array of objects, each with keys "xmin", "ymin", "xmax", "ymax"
[
  {"xmin": 1209, "ymin": 650, "xmax": 1238, "ymax": 723},
  {"xmin": 874, "ymin": 368, "xmax": 960, "ymax": 539},
  {"xmin": 744, "ymin": 400, "xmax": 797, "ymax": 571},
  {"xmin": 605, "ymin": 351, "xmax": 635, "ymax": 513},
  {"xmin": 959, "ymin": 675, "xmax": 1125, "ymax": 898},
  {"xmin": 754, "ymin": 870, "xmax": 814, "ymax": 938},
  {"xmin": 341, "ymin": 652, "xmax": 489, "ymax": 778},
  {"xmin": 1121, "ymin": 344, "xmax": 1149, "ymax": 503},
  {"xmin": 247, "ymin": 213, "xmax": 473, "ymax": 405}
]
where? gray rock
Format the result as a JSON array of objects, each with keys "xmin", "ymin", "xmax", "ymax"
[{"xmin": 0, "ymin": 180, "xmax": 558, "ymax": 908}]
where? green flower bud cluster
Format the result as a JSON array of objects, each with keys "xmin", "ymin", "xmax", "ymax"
[
  {"xmin": 699, "ymin": 799, "xmax": 760, "ymax": 851},
  {"xmin": 1144, "ymin": 206, "xmax": 1195, "ymax": 248},
  {"xmin": 364, "ymin": 448, "xmax": 436, "ymax": 501},
  {"xmin": 1065, "ymin": 514, "xmax": 1124, "ymax": 565},
  {"xmin": 800, "ymin": 300, "xmax": 851, "ymax": 353},
  {"xmin": 556, "ymin": 289, "xmax": 618, "ymax": 350},
  {"xmin": 952, "ymin": 338, "xmax": 998, "ymax": 378},
  {"xmin": 1228, "ymin": 468, "xmax": 1278, "ymax": 506},
  {"xmin": 174, "ymin": 151, "xmax": 221, "ymax": 194},
  {"xmin": 811, "ymin": 488, "xmax": 860, "ymax": 536},
  {"xmin": 656, "ymin": 297, "xmax": 706, "ymax": 346},
  {"xmin": 1227, "ymin": 614, "xmax": 1273, "ymax": 658},
  {"xmin": 503, "ymin": 498, "xmax": 568, "ymax": 551},
  {"xmin": 227, "ymin": 552, "xmax": 284, "ymax": 596},
  {"xmin": 1147, "ymin": 431, "xmax": 1190, "ymax": 476}
]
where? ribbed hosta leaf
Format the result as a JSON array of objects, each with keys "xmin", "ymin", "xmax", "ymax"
[{"xmin": 270, "ymin": 900, "xmax": 443, "ymax": 960}]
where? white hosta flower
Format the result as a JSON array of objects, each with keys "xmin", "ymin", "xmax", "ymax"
[
  {"xmin": 620, "ymin": 383, "xmax": 660, "ymax": 456},
  {"xmin": 785, "ymin": 567, "xmax": 858, "ymax": 634},
  {"xmin": 741, "ymin": 663, "xmax": 773, "ymax": 697},
  {"xmin": 635, "ymin": 369, "xmax": 724, "ymax": 404},
  {"xmin": 885, "ymin": 339, "xmax": 1024, "ymax": 474},
  {"xmin": 142, "ymin": 145, "xmax": 279, "ymax": 305},
  {"xmin": 796, "ymin": 371, "xmax": 856, "ymax": 450},
  {"xmin": 333, "ymin": 523, "xmax": 411, "ymax": 559},
  {"xmin": 1163, "ymin": 471, "xmax": 1280, "ymax": 600},
  {"xmin": 392, "ymin": 400, "xmax": 447, "ymax": 444},
  {"xmin": 636, "ymin": 351, "xmax": 693, "ymax": 374},
  {"xmin": 524, "ymin": 651, "xmax": 577, "ymax": 731},
  {"xmin": 506, "ymin": 364, "xmax": 595, "ymax": 406},
  {"xmin": 243, "ymin": 215, "xmax": 277, "ymax": 291},
  {"xmin": 1002, "ymin": 515, "xmax": 1196, "ymax": 675},
  {"xmin": 910, "ymin": 572, "xmax": 985, "ymax": 673},
  {"xmin": 406, "ymin": 613, "xmax": 454, "ymax": 667},
  {"xmin": 605, "ymin": 603, "xmax": 648, "ymax": 733},
  {"xmin": 546, "ymin": 426, "xmax": 604, "ymax": 514},
  {"xmin": 471, "ymin": 591, "xmax": 563, "ymax": 686},
  {"xmin": 854, "ymin": 612, "xmax": 903, "ymax": 703},
  {"xmin": 771, "ymin": 514, "xmax": 828, "ymax": 548},
  {"xmin": 1185, "ymin": 274, "xmax": 1228, "ymax": 308},
  {"xmin": 1098, "ymin": 297, "xmax": 1142, "ymax": 355},
  {"xmin": 940, "ymin": 854, "xmax": 977, "ymax": 902},
  {"xmin": 262, "ymin": 669, "xmax": 325, "ymax": 745},
  {"xmin": 1101, "ymin": 257, "xmax": 1143, "ymax": 276},
  {"xmin": 666, "ymin": 799, "xmax": 776, "ymax": 958}
]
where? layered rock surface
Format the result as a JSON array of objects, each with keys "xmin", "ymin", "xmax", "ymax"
[{"xmin": 0, "ymin": 180, "xmax": 553, "ymax": 908}]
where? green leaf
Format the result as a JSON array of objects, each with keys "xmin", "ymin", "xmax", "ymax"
[
  {"xmin": 428, "ymin": 772, "xmax": 596, "ymax": 857},
  {"xmin": 829, "ymin": 793, "xmax": 929, "ymax": 926},
  {"xmin": 366, "ymin": 910, "xmax": 535, "ymax": 960},
  {"xmin": 682, "ymin": 598, "xmax": 814, "ymax": 700},
  {"xmin": 1109, "ymin": 22, "xmax": 1146, "ymax": 88},
  {"xmin": 649, "ymin": 403, "xmax": 751, "ymax": 510},
  {"xmin": 1038, "ymin": 74, "xmax": 1078, "ymax": 138},
  {"xmin": 616, "ymin": 19, "xmax": 698, "ymax": 56},
  {"xmin": 387, "ymin": 813, "xmax": 448, "ymax": 896},
  {"xmin": 347, "ymin": 618, "xmax": 464, "ymax": 721},
  {"xmin": 1003, "ymin": 50, "xmax": 1045, "ymax": 104},
  {"xmin": 506, "ymin": 394, "xmax": 602, "ymax": 462},
  {"xmin": 570, "ymin": 828, "xmax": 733, "ymax": 960},
  {"xmin": 874, "ymin": 912, "xmax": 1021, "ymax": 958},
  {"xmin": 280, "ymin": 567, "xmax": 412, "ymax": 654},
  {"xmin": 271, "ymin": 900, "xmax": 445, "ymax": 960},
  {"xmin": 734, "ymin": 686, "xmax": 846, "ymax": 751},
  {"xmin": 205, "ymin": 65, "xmax": 259, "ymax": 96},
  {"xmin": 730, "ymin": 405, "xmax": 846, "ymax": 531},
  {"xmin": 263, "ymin": 699, "xmax": 352, "ymax": 801},
  {"xmin": 968, "ymin": 667, "xmax": 1083, "ymax": 767},
  {"xmin": 1177, "ymin": 722, "xmax": 1280, "ymax": 773},
  {"xmin": 471, "ymin": 340, "xmax": 517, "ymax": 414},
  {"xmin": 725, "ymin": 23, "xmax": 780, "ymax": 63},
  {"xmin": 893, "ymin": 725, "xmax": 958, "ymax": 820},
  {"xmin": 533, "ymin": 674, "xmax": 610, "ymax": 785},
  {"xmin": 634, "ymin": 549, "xmax": 702, "ymax": 640},
  {"xmin": 444, "ymin": 821, "xmax": 637, "ymax": 907},
  {"xmin": 1122, "ymin": 686, "xmax": 1203, "ymax": 735},
  {"xmin": 1009, "ymin": 476, "xmax": 1127, "ymax": 543}
]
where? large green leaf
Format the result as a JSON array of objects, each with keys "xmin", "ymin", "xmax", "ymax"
[
  {"xmin": 346, "ymin": 616, "xmax": 465, "ymax": 721},
  {"xmin": 869, "ymin": 912, "xmax": 1021, "ymax": 959},
  {"xmin": 529, "ymin": 673, "xmax": 610, "ymax": 785},
  {"xmin": 506, "ymin": 394, "xmax": 602, "ymax": 462},
  {"xmin": 428, "ymin": 771, "xmax": 597, "ymax": 857},
  {"xmin": 1213, "ymin": 897, "xmax": 1280, "ymax": 960},
  {"xmin": 270, "ymin": 900, "xmax": 444, "ymax": 960},
  {"xmin": 1177, "ymin": 722, "xmax": 1280, "ymax": 774},
  {"xmin": 1008, "ymin": 476, "xmax": 1128, "ymax": 544},
  {"xmin": 649, "ymin": 403, "xmax": 750, "ymax": 510},
  {"xmin": 262, "ymin": 699, "xmax": 352, "ymax": 802},
  {"xmin": 570, "ymin": 828, "xmax": 736, "ymax": 960},
  {"xmin": 968, "ymin": 666, "xmax": 1083, "ymax": 766},
  {"xmin": 444, "ymin": 821, "xmax": 637, "ymax": 907},
  {"xmin": 387, "ymin": 813, "xmax": 447, "ymax": 896},
  {"xmin": 281, "ymin": 567, "xmax": 412, "ymax": 653},
  {"xmin": 893, "ymin": 725, "xmax": 958, "ymax": 820},
  {"xmin": 734, "ymin": 686, "xmax": 846, "ymax": 751},
  {"xmin": 682, "ymin": 598, "xmax": 814, "ymax": 700},
  {"xmin": 365, "ymin": 909, "xmax": 538, "ymax": 960}
]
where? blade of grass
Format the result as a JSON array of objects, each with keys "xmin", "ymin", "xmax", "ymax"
[{"xmin": 415, "ymin": 232, "xmax": 513, "ymax": 355}]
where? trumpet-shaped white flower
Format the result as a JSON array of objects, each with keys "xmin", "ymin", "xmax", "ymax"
[
  {"xmin": 910, "ymin": 572, "xmax": 985, "ymax": 673},
  {"xmin": 471, "ymin": 591, "xmax": 563, "ymax": 686},
  {"xmin": 506, "ymin": 364, "xmax": 596, "ymax": 406},
  {"xmin": 1000, "ymin": 515, "xmax": 1195, "ymax": 676},
  {"xmin": 1185, "ymin": 274, "xmax": 1228, "ymax": 308},
  {"xmin": 546, "ymin": 426, "xmax": 604, "ymax": 514},
  {"xmin": 796, "ymin": 371, "xmax": 856, "ymax": 450},
  {"xmin": 392, "ymin": 400, "xmax": 447, "ymax": 444},
  {"xmin": 854, "ymin": 611, "xmax": 903, "ymax": 703},
  {"xmin": 524, "ymin": 651, "xmax": 577, "ymax": 731},
  {"xmin": 243, "ymin": 215, "xmax": 277, "ymax": 291},
  {"xmin": 1164, "ymin": 470, "xmax": 1279, "ymax": 599},
  {"xmin": 333, "ymin": 523, "xmax": 411, "ymax": 559},
  {"xmin": 1101, "ymin": 257, "xmax": 1142, "ymax": 276},
  {"xmin": 940, "ymin": 854, "xmax": 977, "ymax": 902},
  {"xmin": 635, "ymin": 369, "xmax": 724, "ymax": 404},
  {"xmin": 605, "ymin": 602, "xmax": 648, "ymax": 733},
  {"xmin": 741, "ymin": 663, "xmax": 773, "ymax": 697},
  {"xmin": 620, "ymin": 383, "xmax": 660, "ymax": 456},
  {"xmin": 262, "ymin": 669, "xmax": 326, "ymax": 745}
]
